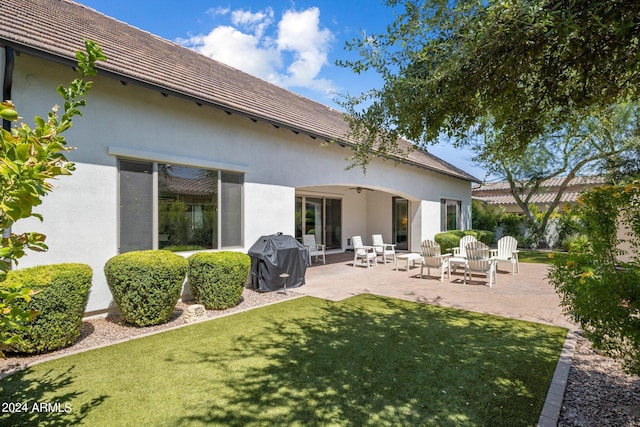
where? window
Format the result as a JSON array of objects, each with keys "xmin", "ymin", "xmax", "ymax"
[
  {"xmin": 119, "ymin": 160, "xmax": 153, "ymax": 253},
  {"xmin": 119, "ymin": 159, "xmax": 243, "ymax": 253},
  {"xmin": 441, "ymin": 199, "xmax": 461, "ymax": 231}
]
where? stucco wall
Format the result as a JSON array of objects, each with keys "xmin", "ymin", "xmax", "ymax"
[{"xmin": 9, "ymin": 53, "xmax": 472, "ymax": 313}]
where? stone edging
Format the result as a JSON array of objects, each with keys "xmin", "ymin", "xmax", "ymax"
[{"xmin": 538, "ymin": 329, "xmax": 578, "ymax": 426}]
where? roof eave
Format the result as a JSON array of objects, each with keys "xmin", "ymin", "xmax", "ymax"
[{"xmin": 3, "ymin": 39, "xmax": 476, "ymax": 183}]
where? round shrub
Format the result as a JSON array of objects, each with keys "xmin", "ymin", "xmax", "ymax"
[
  {"xmin": 104, "ymin": 250, "xmax": 188, "ymax": 327},
  {"xmin": 187, "ymin": 252, "xmax": 250, "ymax": 310},
  {"xmin": 434, "ymin": 232, "xmax": 461, "ymax": 252},
  {"xmin": 435, "ymin": 230, "xmax": 494, "ymax": 250},
  {"xmin": 473, "ymin": 230, "xmax": 495, "ymax": 246},
  {"xmin": 1, "ymin": 263, "xmax": 92, "ymax": 354}
]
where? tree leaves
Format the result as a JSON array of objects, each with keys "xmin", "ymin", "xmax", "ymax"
[
  {"xmin": 338, "ymin": 0, "xmax": 640, "ymax": 168},
  {"xmin": 0, "ymin": 40, "xmax": 105, "ymax": 355}
]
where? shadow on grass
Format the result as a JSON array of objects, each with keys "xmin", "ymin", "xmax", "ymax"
[
  {"xmin": 175, "ymin": 294, "xmax": 567, "ymax": 427},
  {"xmin": 0, "ymin": 365, "xmax": 109, "ymax": 426}
]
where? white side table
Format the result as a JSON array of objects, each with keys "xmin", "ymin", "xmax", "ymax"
[{"xmin": 395, "ymin": 253, "xmax": 422, "ymax": 271}]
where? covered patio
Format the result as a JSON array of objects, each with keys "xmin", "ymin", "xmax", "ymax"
[{"xmin": 296, "ymin": 253, "xmax": 574, "ymax": 329}]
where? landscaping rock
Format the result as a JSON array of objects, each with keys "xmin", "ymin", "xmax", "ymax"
[{"xmin": 183, "ymin": 304, "xmax": 206, "ymax": 323}]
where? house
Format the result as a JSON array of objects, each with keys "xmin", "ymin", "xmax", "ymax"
[
  {"xmin": 472, "ymin": 176, "xmax": 606, "ymax": 214},
  {"xmin": 0, "ymin": 0, "xmax": 478, "ymax": 315}
]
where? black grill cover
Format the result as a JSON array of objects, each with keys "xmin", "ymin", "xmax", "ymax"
[{"xmin": 248, "ymin": 234, "xmax": 308, "ymax": 291}]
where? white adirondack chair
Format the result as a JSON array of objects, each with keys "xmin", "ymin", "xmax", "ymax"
[
  {"xmin": 451, "ymin": 235, "xmax": 478, "ymax": 258},
  {"xmin": 494, "ymin": 236, "xmax": 519, "ymax": 274},
  {"xmin": 371, "ymin": 234, "xmax": 396, "ymax": 264},
  {"xmin": 464, "ymin": 247, "xmax": 496, "ymax": 287},
  {"xmin": 449, "ymin": 235, "xmax": 478, "ymax": 272},
  {"xmin": 420, "ymin": 240, "xmax": 451, "ymax": 281}
]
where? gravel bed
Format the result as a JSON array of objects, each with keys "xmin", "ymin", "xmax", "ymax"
[
  {"xmin": 559, "ymin": 333, "xmax": 640, "ymax": 426},
  {"xmin": 2, "ymin": 290, "xmax": 639, "ymax": 426}
]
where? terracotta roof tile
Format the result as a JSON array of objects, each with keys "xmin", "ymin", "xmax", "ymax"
[
  {"xmin": 0, "ymin": 0, "xmax": 478, "ymax": 182},
  {"xmin": 473, "ymin": 176, "xmax": 606, "ymax": 192},
  {"xmin": 474, "ymin": 192, "xmax": 584, "ymax": 206}
]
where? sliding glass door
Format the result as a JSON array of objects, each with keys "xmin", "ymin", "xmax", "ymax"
[
  {"xmin": 295, "ymin": 196, "xmax": 342, "ymax": 250},
  {"xmin": 393, "ymin": 197, "xmax": 409, "ymax": 250}
]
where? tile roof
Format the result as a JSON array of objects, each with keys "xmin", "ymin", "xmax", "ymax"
[
  {"xmin": 472, "ymin": 176, "xmax": 606, "ymax": 206},
  {"xmin": 474, "ymin": 192, "xmax": 583, "ymax": 206},
  {"xmin": 473, "ymin": 176, "xmax": 606, "ymax": 192},
  {"xmin": 0, "ymin": 0, "xmax": 478, "ymax": 183}
]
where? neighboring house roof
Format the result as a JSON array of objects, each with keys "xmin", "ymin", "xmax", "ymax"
[
  {"xmin": 474, "ymin": 192, "xmax": 584, "ymax": 206},
  {"xmin": 472, "ymin": 176, "xmax": 606, "ymax": 207},
  {"xmin": 0, "ymin": 0, "xmax": 478, "ymax": 183},
  {"xmin": 472, "ymin": 176, "xmax": 606, "ymax": 193}
]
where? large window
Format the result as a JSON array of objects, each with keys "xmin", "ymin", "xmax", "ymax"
[
  {"xmin": 119, "ymin": 159, "xmax": 243, "ymax": 253},
  {"xmin": 441, "ymin": 199, "xmax": 462, "ymax": 231}
]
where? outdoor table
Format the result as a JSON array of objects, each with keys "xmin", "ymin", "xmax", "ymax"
[{"xmin": 395, "ymin": 253, "xmax": 422, "ymax": 271}]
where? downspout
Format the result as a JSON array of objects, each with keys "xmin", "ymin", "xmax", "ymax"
[{"xmin": 2, "ymin": 46, "xmax": 14, "ymax": 132}]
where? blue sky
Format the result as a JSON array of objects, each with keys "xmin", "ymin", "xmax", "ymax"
[{"xmin": 76, "ymin": 0, "xmax": 488, "ymax": 180}]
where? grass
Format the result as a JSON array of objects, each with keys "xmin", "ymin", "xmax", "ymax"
[
  {"xmin": 0, "ymin": 295, "xmax": 567, "ymax": 426},
  {"xmin": 518, "ymin": 250, "xmax": 567, "ymax": 264}
]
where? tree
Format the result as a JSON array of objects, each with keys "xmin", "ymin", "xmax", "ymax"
[
  {"xmin": 475, "ymin": 103, "xmax": 640, "ymax": 246},
  {"xmin": 549, "ymin": 181, "xmax": 640, "ymax": 374},
  {"xmin": 0, "ymin": 40, "xmax": 106, "ymax": 356},
  {"xmin": 338, "ymin": 0, "xmax": 640, "ymax": 167}
]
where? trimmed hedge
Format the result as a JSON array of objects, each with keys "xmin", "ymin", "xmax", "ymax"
[
  {"xmin": 1, "ymin": 263, "xmax": 92, "ymax": 354},
  {"xmin": 187, "ymin": 252, "xmax": 250, "ymax": 310},
  {"xmin": 104, "ymin": 250, "xmax": 188, "ymax": 327},
  {"xmin": 435, "ymin": 230, "xmax": 495, "ymax": 251}
]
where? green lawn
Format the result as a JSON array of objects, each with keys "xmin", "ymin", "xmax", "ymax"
[
  {"xmin": 0, "ymin": 295, "xmax": 567, "ymax": 426},
  {"xmin": 518, "ymin": 250, "xmax": 567, "ymax": 264}
]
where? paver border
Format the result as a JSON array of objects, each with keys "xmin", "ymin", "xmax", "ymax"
[{"xmin": 538, "ymin": 329, "xmax": 578, "ymax": 426}]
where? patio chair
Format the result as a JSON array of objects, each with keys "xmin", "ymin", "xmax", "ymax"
[
  {"xmin": 420, "ymin": 240, "xmax": 451, "ymax": 281},
  {"xmin": 466, "ymin": 240, "xmax": 489, "ymax": 251},
  {"xmin": 303, "ymin": 234, "xmax": 326, "ymax": 265},
  {"xmin": 352, "ymin": 235, "xmax": 377, "ymax": 268},
  {"xmin": 464, "ymin": 247, "xmax": 496, "ymax": 287},
  {"xmin": 494, "ymin": 236, "xmax": 519, "ymax": 274},
  {"xmin": 450, "ymin": 235, "xmax": 478, "ymax": 257},
  {"xmin": 449, "ymin": 235, "xmax": 478, "ymax": 272},
  {"xmin": 371, "ymin": 234, "xmax": 396, "ymax": 264}
]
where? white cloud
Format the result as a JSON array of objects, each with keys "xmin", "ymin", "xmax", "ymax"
[
  {"xmin": 178, "ymin": 6, "xmax": 336, "ymax": 97},
  {"xmin": 276, "ymin": 8, "xmax": 334, "ymax": 91}
]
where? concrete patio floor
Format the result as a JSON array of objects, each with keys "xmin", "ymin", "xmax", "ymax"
[{"xmin": 296, "ymin": 252, "xmax": 575, "ymax": 330}]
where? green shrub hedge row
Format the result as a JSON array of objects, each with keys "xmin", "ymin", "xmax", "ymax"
[
  {"xmin": 187, "ymin": 252, "xmax": 250, "ymax": 310},
  {"xmin": 104, "ymin": 250, "xmax": 188, "ymax": 327},
  {"xmin": 434, "ymin": 229, "xmax": 496, "ymax": 251},
  {"xmin": 2, "ymin": 263, "xmax": 92, "ymax": 354}
]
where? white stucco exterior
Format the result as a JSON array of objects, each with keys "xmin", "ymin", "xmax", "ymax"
[{"xmin": 8, "ymin": 53, "xmax": 473, "ymax": 314}]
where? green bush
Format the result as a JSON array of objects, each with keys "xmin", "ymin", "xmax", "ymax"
[
  {"xmin": 501, "ymin": 213, "xmax": 522, "ymax": 237},
  {"xmin": 435, "ymin": 230, "xmax": 494, "ymax": 250},
  {"xmin": 1, "ymin": 263, "xmax": 92, "ymax": 354},
  {"xmin": 473, "ymin": 230, "xmax": 495, "ymax": 246},
  {"xmin": 104, "ymin": 250, "xmax": 188, "ymax": 327},
  {"xmin": 187, "ymin": 252, "xmax": 250, "ymax": 310},
  {"xmin": 549, "ymin": 182, "xmax": 640, "ymax": 374},
  {"xmin": 472, "ymin": 200, "xmax": 502, "ymax": 231},
  {"xmin": 434, "ymin": 232, "xmax": 461, "ymax": 252},
  {"xmin": 560, "ymin": 234, "xmax": 589, "ymax": 252}
]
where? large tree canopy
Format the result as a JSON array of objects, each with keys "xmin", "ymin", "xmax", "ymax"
[
  {"xmin": 476, "ymin": 103, "xmax": 640, "ymax": 246},
  {"xmin": 339, "ymin": 0, "xmax": 640, "ymax": 165}
]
